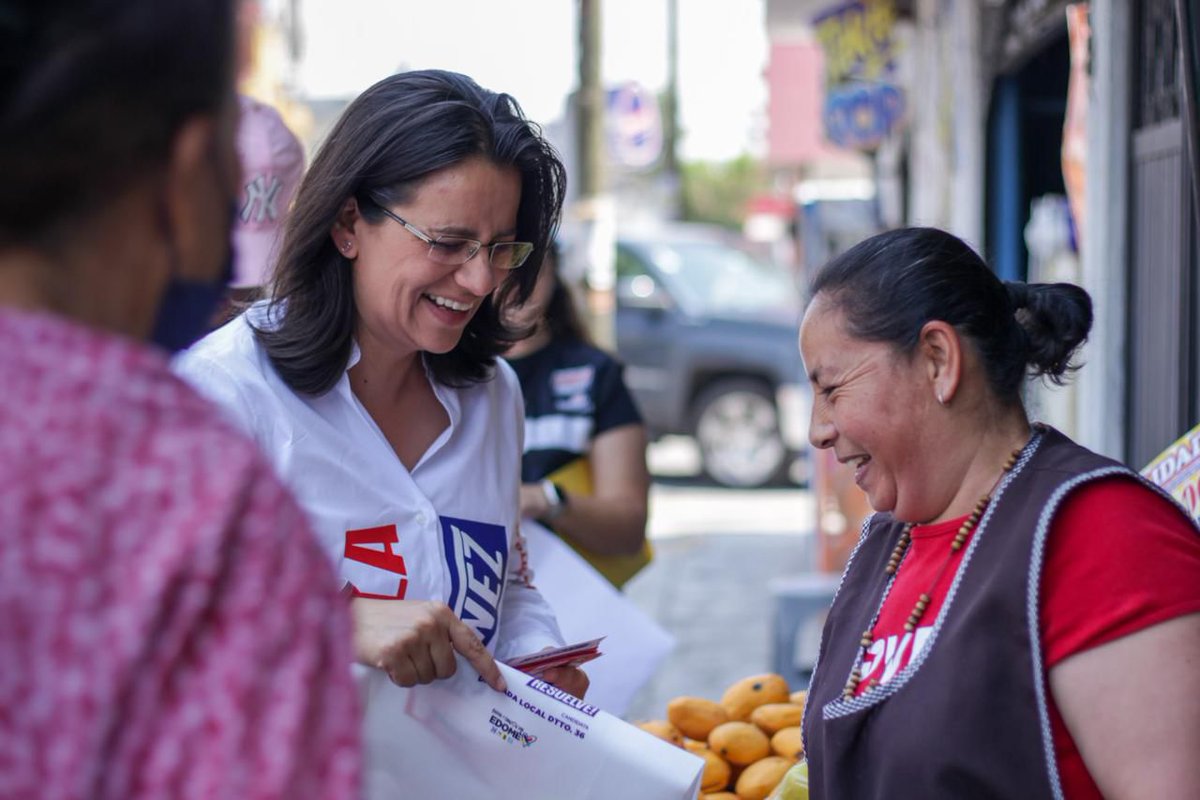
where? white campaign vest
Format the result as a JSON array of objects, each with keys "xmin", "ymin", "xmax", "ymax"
[{"xmin": 172, "ymin": 307, "xmax": 563, "ymax": 660}]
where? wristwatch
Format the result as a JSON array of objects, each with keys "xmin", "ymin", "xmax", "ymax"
[{"xmin": 540, "ymin": 479, "xmax": 568, "ymax": 520}]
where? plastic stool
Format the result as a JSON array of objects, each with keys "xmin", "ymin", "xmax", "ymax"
[{"xmin": 768, "ymin": 572, "xmax": 841, "ymax": 689}]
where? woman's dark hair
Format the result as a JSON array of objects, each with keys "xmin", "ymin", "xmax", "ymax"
[
  {"xmin": 811, "ymin": 227, "xmax": 1093, "ymax": 405},
  {"xmin": 540, "ymin": 242, "xmax": 592, "ymax": 345},
  {"xmin": 257, "ymin": 69, "xmax": 567, "ymax": 394},
  {"xmin": 0, "ymin": 0, "xmax": 236, "ymax": 248}
]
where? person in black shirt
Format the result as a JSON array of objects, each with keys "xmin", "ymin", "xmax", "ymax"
[{"xmin": 505, "ymin": 244, "xmax": 651, "ymax": 587}]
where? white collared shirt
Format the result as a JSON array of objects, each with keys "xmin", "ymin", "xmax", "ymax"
[{"xmin": 172, "ymin": 306, "xmax": 563, "ymax": 660}]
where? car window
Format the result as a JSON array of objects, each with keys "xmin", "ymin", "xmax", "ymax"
[
  {"xmin": 638, "ymin": 240, "xmax": 798, "ymax": 317},
  {"xmin": 615, "ymin": 245, "xmax": 648, "ymax": 279}
]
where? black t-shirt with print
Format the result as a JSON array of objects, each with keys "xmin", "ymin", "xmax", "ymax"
[{"xmin": 505, "ymin": 338, "xmax": 642, "ymax": 484}]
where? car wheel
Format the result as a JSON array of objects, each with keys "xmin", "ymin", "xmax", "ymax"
[{"xmin": 693, "ymin": 378, "xmax": 788, "ymax": 488}]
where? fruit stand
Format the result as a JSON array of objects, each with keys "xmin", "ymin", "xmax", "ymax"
[{"xmin": 636, "ymin": 673, "xmax": 810, "ymax": 800}]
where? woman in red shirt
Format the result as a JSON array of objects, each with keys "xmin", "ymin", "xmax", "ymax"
[{"xmin": 799, "ymin": 227, "xmax": 1200, "ymax": 799}]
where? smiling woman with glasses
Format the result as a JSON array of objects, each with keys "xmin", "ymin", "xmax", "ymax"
[{"xmin": 171, "ymin": 69, "xmax": 586, "ymax": 796}]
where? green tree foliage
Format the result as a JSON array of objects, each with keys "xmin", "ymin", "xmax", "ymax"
[{"xmin": 680, "ymin": 154, "xmax": 768, "ymax": 230}]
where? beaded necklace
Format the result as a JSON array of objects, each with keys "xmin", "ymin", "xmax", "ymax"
[{"xmin": 842, "ymin": 442, "xmax": 1028, "ymax": 699}]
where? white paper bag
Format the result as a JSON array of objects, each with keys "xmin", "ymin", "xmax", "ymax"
[
  {"xmin": 358, "ymin": 660, "xmax": 703, "ymax": 800},
  {"xmin": 522, "ymin": 519, "xmax": 676, "ymax": 716}
]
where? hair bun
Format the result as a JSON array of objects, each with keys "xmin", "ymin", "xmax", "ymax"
[
  {"xmin": 1006, "ymin": 281, "xmax": 1093, "ymax": 384},
  {"xmin": 1005, "ymin": 280, "xmax": 1031, "ymax": 311}
]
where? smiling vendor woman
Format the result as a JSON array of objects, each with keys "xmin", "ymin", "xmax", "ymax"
[
  {"xmin": 798, "ymin": 227, "xmax": 1200, "ymax": 800},
  {"xmin": 174, "ymin": 71, "xmax": 587, "ymax": 721}
]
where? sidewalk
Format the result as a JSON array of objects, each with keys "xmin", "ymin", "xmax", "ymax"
[{"xmin": 620, "ymin": 476, "xmax": 816, "ymax": 722}]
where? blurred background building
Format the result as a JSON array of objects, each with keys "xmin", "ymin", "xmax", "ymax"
[
  {"xmin": 762, "ymin": 0, "xmax": 1200, "ymax": 566},
  {"xmin": 236, "ymin": 0, "xmax": 1200, "ymax": 564},
  {"xmin": 777, "ymin": 0, "xmax": 1199, "ymax": 477}
]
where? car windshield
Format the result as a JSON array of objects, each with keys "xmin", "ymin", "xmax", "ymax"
[{"xmin": 641, "ymin": 240, "xmax": 798, "ymax": 316}]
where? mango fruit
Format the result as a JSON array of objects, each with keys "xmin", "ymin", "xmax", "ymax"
[
  {"xmin": 707, "ymin": 720, "xmax": 770, "ymax": 766},
  {"xmin": 720, "ymin": 673, "xmax": 791, "ymax": 721},
  {"xmin": 770, "ymin": 726, "xmax": 804, "ymax": 760},
  {"xmin": 750, "ymin": 702, "xmax": 804, "ymax": 735},
  {"xmin": 735, "ymin": 756, "xmax": 794, "ymax": 800},
  {"xmin": 635, "ymin": 719, "xmax": 683, "ymax": 748},
  {"xmin": 696, "ymin": 747, "xmax": 733, "ymax": 792},
  {"xmin": 668, "ymin": 695, "xmax": 730, "ymax": 741}
]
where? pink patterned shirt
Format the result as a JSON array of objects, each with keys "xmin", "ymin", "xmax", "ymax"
[{"xmin": 0, "ymin": 309, "xmax": 360, "ymax": 799}]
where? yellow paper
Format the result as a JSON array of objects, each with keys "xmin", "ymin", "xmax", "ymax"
[{"xmin": 546, "ymin": 458, "xmax": 653, "ymax": 588}]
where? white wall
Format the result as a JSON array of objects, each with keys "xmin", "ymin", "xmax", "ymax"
[
  {"xmin": 906, "ymin": 0, "xmax": 986, "ymax": 246},
  {"xmin": 1075, "ymin": 0, "xmax": 1131, "ymax": 461}
]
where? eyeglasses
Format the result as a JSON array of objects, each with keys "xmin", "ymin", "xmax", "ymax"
[{"xmin": 372, "ymin": 202, "xmax": 534, "ymax": 270}]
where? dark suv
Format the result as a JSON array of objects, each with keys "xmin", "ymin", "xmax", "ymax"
[{"xmin": 613, "ymin": 225, "xmax": 810, "ymax": 488}]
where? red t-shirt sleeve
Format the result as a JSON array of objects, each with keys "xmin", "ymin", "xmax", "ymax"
[{"xmin": 1041, "ymin": 476, "xmax": 1200, "ymax": 668}]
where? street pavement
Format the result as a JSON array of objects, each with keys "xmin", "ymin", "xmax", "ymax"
[{"xmin": 620, "ymin": 438, "xmax": 816, "ymax": 722}]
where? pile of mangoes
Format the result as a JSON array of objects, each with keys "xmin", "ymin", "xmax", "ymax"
[{"xmin": 636, "ymin": 673, "xmax": 806, "ymax": 800}]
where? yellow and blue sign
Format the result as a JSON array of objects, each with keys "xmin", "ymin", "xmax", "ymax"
[{"xmin": 813, "ymin": 0, "xmax": 906, "ymax": 150}]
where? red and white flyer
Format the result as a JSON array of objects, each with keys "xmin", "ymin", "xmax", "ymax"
[{"xmin": 505, "ymin": 637, "xmax": 605, "ymax": 676}]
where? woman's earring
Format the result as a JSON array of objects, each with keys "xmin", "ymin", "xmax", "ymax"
[
  {"xmin": 937, "ymin": 392, "xmax": 946, "ymax": 406},
  {"xmin": 342, "ymin": 241, "xmax": 353, "ymax": 255}
]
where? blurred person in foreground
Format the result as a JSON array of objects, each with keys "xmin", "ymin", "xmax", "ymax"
[
  {"xmin": 173, "ymin": 71, "xmax": 584, "ymax": 712},
  {"xmin": 799, "ymin": 227, "xmax": 1200, "ymax": 799},
  {"xmin": 0, "ymin": 1, "xmax": 359, "ymax": 798},
  {"xmin": 504, "ymin": 243, "xmax": 651, "ymax": 588}
]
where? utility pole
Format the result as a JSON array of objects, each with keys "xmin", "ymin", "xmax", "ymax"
[
  {"xmin": 574, "ymin": 0, "xmax": 615, "ymax": 348},
  {"xmin": 663, "ymin": 0, "xmax": 681, "ymax": 217},
  {"xmin": 577, "ymin": 0, "xmax": 604, "ymax": 200}
]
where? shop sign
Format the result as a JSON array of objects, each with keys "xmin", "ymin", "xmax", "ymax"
[
  {"xmin": 605, "ymin": 82, "xmax": 663, "ymax": 171},
  {"xmin": 813, "ymin": 0, "xmax": 906, "ymax": 150}
]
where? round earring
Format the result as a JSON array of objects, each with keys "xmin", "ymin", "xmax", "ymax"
[{"xmin": 342, "ymin": 241, "xmax": 352, "ymax": 253}]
